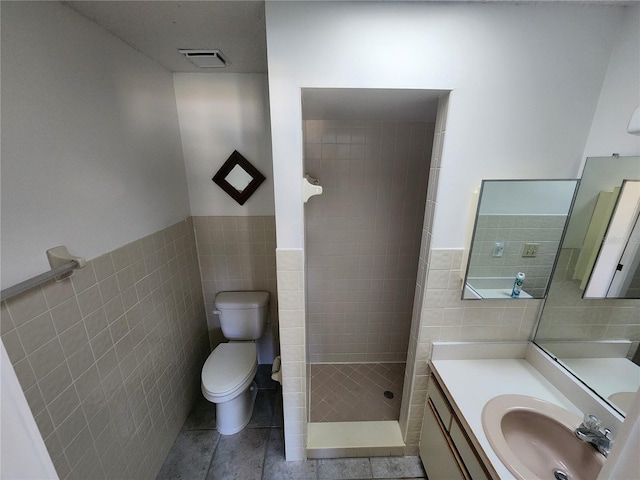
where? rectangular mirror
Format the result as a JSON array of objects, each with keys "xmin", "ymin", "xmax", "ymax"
[
  {"xmin": 462, "ymin": 179, "xmax": 579, "ymax": 300},
  {"xmin": 535, "ymin": 156, "xmax": 640, "ymax": 417}
]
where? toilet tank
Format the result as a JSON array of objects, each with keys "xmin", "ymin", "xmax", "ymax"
[{"xmin": 215, "ymin": 291, "xmax": 269, "ymax": 340}]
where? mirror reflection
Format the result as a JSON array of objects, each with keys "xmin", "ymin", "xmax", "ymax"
[
  {"xmin": 226, "ymin": 164, "xmax": 254, "ymax": 192},
  {"xmin": 463, "ymin": 179, "xmax": 578, "ymax": 300},
  {"xmin": 535, "ymin": 156, "xmax": 640, "ymax": 416},
  {"xmin": 584, "ymin": 180, "xmax": 640, "ymax": 298}
]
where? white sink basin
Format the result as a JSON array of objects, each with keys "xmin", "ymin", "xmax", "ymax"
[{"xmin": 482, "ymin": 395, "xmax": 605, "ymax": 480}]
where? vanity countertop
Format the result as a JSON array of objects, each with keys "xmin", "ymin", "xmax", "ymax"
[{"xmin": 430, "ymin": 357, "xmax": 584, "ymax": 479}]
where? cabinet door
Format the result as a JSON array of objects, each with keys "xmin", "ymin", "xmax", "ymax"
[
  {"xmin": 419, "ymin": 401, "xmax": 466, "ymax": 480},
  {"xmin": 450, "ymin": 418, "xmax": 491, "ymax": 480}
]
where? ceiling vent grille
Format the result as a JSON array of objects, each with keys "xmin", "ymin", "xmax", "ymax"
[{"xmin": 178, "ymin": 49, "xmax": 230, "ymax": 68}]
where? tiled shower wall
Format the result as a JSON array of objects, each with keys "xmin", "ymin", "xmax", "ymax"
[
  {"xmin": 192, "ymin": 216, "xmax": 278, "ymax": 355},
  {"xmin": 275, "ymin": 248, "xmax": 306, "ymax": 461},
  {"xmin": 468, "ymin": 214, "xmax": 568, "ymax": 297},
  {"xmin": 536, "ymin": 248, "xmax": 640, "ymax": 343},
  {"xmin": 0, "ymin": 218, "xmax": 208, "ymax": 480},
  {"xmin": 304, "ymin": 120, "xmax": 434, "ymax": 363}
]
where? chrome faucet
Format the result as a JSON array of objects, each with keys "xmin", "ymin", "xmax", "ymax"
[{"xmin": 574, "ymin": 414, "xmax": 614, "ymax": 457}]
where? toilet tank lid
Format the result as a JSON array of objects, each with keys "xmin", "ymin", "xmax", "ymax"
[{"xmin": 215, "ymin": 291, "xmax": 269, "ymax": 309}]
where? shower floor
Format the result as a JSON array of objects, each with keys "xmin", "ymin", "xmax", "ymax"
[{"xmin": 309, "ymin": 363, "xmax": 406, "ymax": 422}]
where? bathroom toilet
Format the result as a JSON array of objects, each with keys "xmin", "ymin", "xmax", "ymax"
[{"xmin": 201, "ymin": 291, "xmax": 269, "ymax": 435}]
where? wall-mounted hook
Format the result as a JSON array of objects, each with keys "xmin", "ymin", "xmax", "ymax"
[{"xmin": 303, "ymin": 174, "xmax": 323, "ymax": 203}]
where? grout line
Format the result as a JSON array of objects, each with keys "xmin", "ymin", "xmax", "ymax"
[
  {"xmin": 204, "ymin": 428, "xmax": 220, "ymax": 480},
  {"xmin": 258, "ymin": 424, "xmax": 270, "ymax": 480}
]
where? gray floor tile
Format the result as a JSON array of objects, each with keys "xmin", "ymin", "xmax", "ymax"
[
  {"xmin": 248, "ymin": 389, "xmax": 276, "ymax": 428},
  {"xmin": 271, "ymin": 387, "xmax": 283, "ymax": 427},
  {"xmin": 255, "ymin": 364, "xmax": 279, "ymax": 390},
  {"xmin": 370, "ymin": 457, "xmax": 426, "ymax": 479},
  {"xmin": 263, "ymin": 428, "xmax": 318, "ymax": 480},
  {"xmin": 318, "ymin": 458, "xmax": 373, "ymax": 480},
  {"xmin": 157, "ymin": 429, "xmax": 220, "ymax": 480},
  {"xmin": 182, "ymin": 395, "xmax": 217, "ymax": 431},
  {"xmin": 158, "ymin": 382, "xmax": 428, "ymax": 480},
  {"xmin": 206, "ymin": 428, "xmax": 269, "ymax": 480}
]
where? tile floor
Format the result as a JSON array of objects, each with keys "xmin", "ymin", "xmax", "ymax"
[
  {"xmin": 157, "ymin": 365, "xmax": 426, "ymax": 480},
  {"xmin": 310, "ymin": 363, "xmax": 406, "ymax": 422}
]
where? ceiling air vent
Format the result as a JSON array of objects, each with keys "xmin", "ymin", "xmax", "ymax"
[{"xmin": 178, "ymin": 49, "xmax": 230, "ymax": 68}]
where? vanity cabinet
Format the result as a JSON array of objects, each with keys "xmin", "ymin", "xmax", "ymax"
[{"xmin": 419, "ymin": 374, "xmax": 492, "ymax": 480}]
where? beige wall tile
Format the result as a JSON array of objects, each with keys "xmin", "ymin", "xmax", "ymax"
[
  {"xmin": 193, "ymin": 216, "xmax": 279, "ymax": 354},
  {"xmin": 5, "ymin": 287, "xmax": 49, "ymax": 327},
  {"xmin": 537, "ymin": 248, "xmax": 640, "ymax": 342},
  {"xmin": 1, "ymin": 218, "xmax": 208, "ymax": 480}
]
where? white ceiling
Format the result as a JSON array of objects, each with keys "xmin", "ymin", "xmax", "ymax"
[
  {"xmin": 65, "ymin": 0, "xmax": 634, "ymax": 76},
  {"xmin": 63, "ymin": 0, "xmax": 633, "ymax": 120},
  {"xmin": 65, "ymin": 1, "xmax": 268, "ymax": 73}
]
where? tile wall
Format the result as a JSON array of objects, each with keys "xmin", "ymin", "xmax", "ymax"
[
  {"xmin": 304, "ymin": 120, "xmax": 433, "ymax": 363},
  {"xmin": 398, "ymin": 248, "xmax": 544, "ymax": 452},
  {"xmin": 275, "ymin": 249, "xmax": 307, "ymax": 461},
  {"xmin": 468, "ymin": 214, "xmax": 568, "ymax": 297},
  {"xmin": 0, "ymin": 218, "xmax": 209, "ymax": 479},
  {"xmin": 399, "ymin": 95, "xmax": 545, "ymax": 453},
  {"xmin": 536, "ymin": 248, "xmax": 640, "ymax": 343},
  {"xmin": 192, "ymin": 216, "xmax": 278, "ymax": 356}
]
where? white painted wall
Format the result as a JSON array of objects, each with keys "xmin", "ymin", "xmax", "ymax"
[
  {"xmin": 173, "ymin": 73, "xmax": 275, "ymax": 215},
  {"xmin": 582, "ymin": 4, "xmax": 640, "ymax": 160},
  {"xmin": 1, "ymin": 2, "xmax": 190, "ymax": 288},
  {"xmin": 265, "ymin": 2, "xmax": 625, "ymax": 249},
  {"xmin": 480, "ymin": 180, "xmax": 578, "ymax": 215}
]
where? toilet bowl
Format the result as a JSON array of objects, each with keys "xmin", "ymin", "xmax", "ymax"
[
  {"xmin": 201, "ymin": 342, "xmax": 258, "ymax": 434},
  {"xmin": 200, "ymin": 291, "xmax": 269, "ymax": 435}
]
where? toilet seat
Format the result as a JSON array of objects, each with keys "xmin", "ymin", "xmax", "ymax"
[{"xmin": 201, "ymin": 343, "xmax": 257, "ymax": 403}]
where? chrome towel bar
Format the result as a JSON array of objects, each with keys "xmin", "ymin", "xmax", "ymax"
[{"xmin": 0, "ymin": 246, "xmax": 86, "ymax": 303}]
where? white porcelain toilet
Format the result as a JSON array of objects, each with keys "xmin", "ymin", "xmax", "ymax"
[{"xmin": 201, "ymin": 291, "xmax": 269, "ymax": 435}]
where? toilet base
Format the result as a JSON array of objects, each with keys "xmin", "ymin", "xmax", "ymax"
[{"xmin": 215, "ymin": 381, "xmax": 258, "ymax": 435}]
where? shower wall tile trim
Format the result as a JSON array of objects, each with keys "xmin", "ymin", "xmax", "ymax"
[
  {"xmin": 0, "ymin": 218, "xmax": 209, "ymax": 480},
  {"xmin": 275, "ymin": 248, "xmax": 307, "ymax": 461}
]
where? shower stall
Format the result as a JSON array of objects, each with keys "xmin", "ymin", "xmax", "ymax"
[{"xmin": 302, "ymin": 88, "xmax": 440, "ymax": 423}]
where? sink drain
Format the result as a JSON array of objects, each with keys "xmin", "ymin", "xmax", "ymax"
[{"xmin": 553, "ymin": 469, "xmax": 571, "ymax": 480}]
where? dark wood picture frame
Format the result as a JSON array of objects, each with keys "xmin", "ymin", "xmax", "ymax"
[{"xmin": 212, "ymin": 150, "xmax": 266, "ymax": 205}]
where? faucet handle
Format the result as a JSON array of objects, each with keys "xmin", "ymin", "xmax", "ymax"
[{"xmin": 583, "ymin": 414, "xmax": 601, "ymax": 431}]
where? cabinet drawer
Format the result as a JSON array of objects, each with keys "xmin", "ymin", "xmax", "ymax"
[
  {"xmin": 450, "ymin": 417, "xmax": 491, "ymax": 480},
  {"xmin": 420, "ymin": 400, "xmax": 466, "ymax": 480},
  {"xmin": 428, "ymin": 377, "xmax": 452, "ymax": 430}
]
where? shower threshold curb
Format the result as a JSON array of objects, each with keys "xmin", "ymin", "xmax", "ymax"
[{"xmin": 307, "ymin": 421, "xmax": 405, "ymax": 458}]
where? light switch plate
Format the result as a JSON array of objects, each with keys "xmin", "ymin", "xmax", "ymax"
[{"xmin": 522, "ymin": 243, "xmax": 539, "ymax": 257}]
